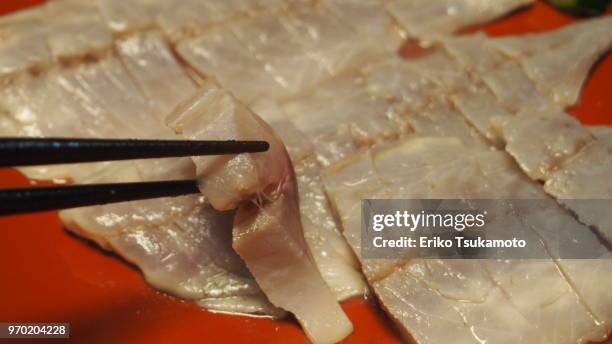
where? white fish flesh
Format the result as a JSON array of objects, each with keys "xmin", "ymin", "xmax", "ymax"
[
  {"xmin": 494, "ymin": 108, "xmax": 595, "ymax": 180},
  {"xmin": 280, "ymin": 74, "xmax": 408, "ymax": 166},
  {"xmin": 116, "ymin": 31, "xmax": 196, "ymax": 120},
  {"xmin": 544, "ymin": 141, "xmax": 612, "ymax": 244},
  {"xmin": 0, "ymin": 1, "xmax": 611, "ymax": 343},
  {"xmin": 387, "ymin": 0, "xmax": 533, "ymax": 44},
  {"xmin": 0, "ymin": 2, "xmax": 374, "ymax": 330},
  {"xmin": 176, "ymin": 6, "xmax": 384, "ymax": 104},
  {"xmin": 167, "ymin": 82, "xmax": 353, "ymax": 344},
  {"xmin": 491, "ymin": 16, "xmax": 612, "ymax": 107},
  {"xmin": 590, "ymin": 125, "xmax": 612, "ymax": 146},
  {"xmin": 251, "ymin": 99, "xmax": 368, "ymax": 301},
  {"xmin": 323, "ymin": 136, "xmax": 610, "ymax": 344},
  {"xmin": 441, "ymin": 21, "xmax": 612, "ymax": 246},
  {"xmin": 0, "ymin": 27, "xmax": 286, "ymax": 317},
  {"xmin": 321, "ymin": 0, "xmax": 405, "ymax": 51}
]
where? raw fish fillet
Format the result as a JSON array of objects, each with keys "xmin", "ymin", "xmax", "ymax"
[
  {"xmin": 0, "ymin": 34, "xmax": 51, "ymax": 76},
  {"xmin": 451, "ymin": 85, "xmax": 512, "ymax": 143},
  {"xmin": 590, "ymin": 125, "xmax": 612, "ymax": 146},
  {"xmin": 280, "ymin": 74, "xmax": 408, "ymax": 166},
  {"xmin": 177, "ymin": 5, "xmax": 387, "ymax": 104},
  {"xmin": 60, "ymin": 161, "xmax": 283, "ymax": 316},
  {"xmin": 441, "ymin": 22, "xmax": 612, "ymax": 246},
  {"xmin": 0, "ymin": 0, "xmax": 108, "ymax": 75},
  {"xmin": 321, "ymin": 0, "xmax": 405, "ymax": 51},
  {"xmin": 362, "ymin": 51, "xmax": 470, "ymax": 107},
  {"xmin": 45, "ymin": 15, "xmax": 113, "ymax": 60},
  {"xmin": 0, "ymin": 57, "xmax": 164, "ymax": 181},
  {"xmin": 1, "ymin": 2, "xmax": 611, "ymax": 344},
  {"xmin": 0, "ymin": 0, "xmax": 375, "ymax": 323},
  {"xmin": 323, "ymin": 137, "xmax": 610, "ymax": 344},
  {"xmin": 97, "ymin": 0, "xmax": 161, "ymax": 33},
  {"xmin": 252, "ymin": 99, "xmax": 369, "ymax": 301},
  {"xmin": 491, "ymin": 17, "xmax": 612, "ymax": 107},
  {"xmin": 494, "ymin": 108, "xmax": 595, "ymax": 180},
  {"xmin": 443, "ymin": 33, "xmax": 554, "ymax": 112},
  {"xmin": 0, "ymin": 43, "xmax": 283, "ymax": 316},
  {"xmin": 403, "ymin": 101, "xmax": 488, "ymax": 149},
  {"xmin": 294, "ymin": 157, "xmax": 368, "ymax": 300},
  {"xmin": 116, "ymin": 31, "xmax": 196, "ymax": 119},
  {"xmin": 167, "ymin": 82, "xmax": 352, "ymax": 344},
  {"xmin": 2, "ymin": 23, "xmax": 292, "ymax": 316},
  {"xmin": 387, "ymin": 0, "xmax": 533, "ymax": 43},
  {"xmin": 544, "ymin": 141, "xmax": 612, "ymax": 244}
]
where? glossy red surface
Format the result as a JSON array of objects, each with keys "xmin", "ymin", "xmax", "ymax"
[{"xmin": 0, "ymin": 1, "xmax": 610, "ymax": 343}]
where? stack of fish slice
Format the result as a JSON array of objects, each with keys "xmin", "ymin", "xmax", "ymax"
[{"xmin": 0, "ymin": 0, "xmax": 611, "ymax": 343}]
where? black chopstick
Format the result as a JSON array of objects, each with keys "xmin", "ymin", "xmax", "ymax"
[
  {"xmin": 0, "ymin": 137, "xmax": 271, "ymax": 216},
  {"xmin": 0, "ymin": 180, "xmax": 200, "ymax": 216},
  {"xmin": 0, "ymin": 138, "xmax": 269, "ymax": 167}
]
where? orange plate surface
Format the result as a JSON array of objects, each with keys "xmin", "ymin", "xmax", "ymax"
[{"xmin": 0, "ymin": 1, "xmax": 611, "ymax": 343}]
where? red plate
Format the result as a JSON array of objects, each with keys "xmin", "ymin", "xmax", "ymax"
[{"xmin": 0, "ymin": 1, "xmax": 610, "ymax": 343}]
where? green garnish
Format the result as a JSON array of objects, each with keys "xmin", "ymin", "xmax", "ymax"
[{"xmin": 548, "ymin": 0, "xmax": 611, "ymax": 16}]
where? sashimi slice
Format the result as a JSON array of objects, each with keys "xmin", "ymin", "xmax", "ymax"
[
  {"xmin": 322, "ymin": 138, "xmax": 533, "ymax": 344},
  {"xmin": 323, "ymin": 136, "xmax": 608, "ymax": 344},
  {"xmin": 397, "ymin": 51, "xmax": 470, "ymax": 92},
  {"xmin": 229, "ymin": 13, "xmax": 331, "ymax": 101},
  {"xmin": 443, "ymin": 33, "xmax": 554, "ymax": 112},
  {"xmin": 321, "ymin": 148, "xmax": 393, "ymax": 281},
  {"xmin": 0, "ymin": 34, "xmax": 51, "ymax": 77},
  {"xmin": 442, "ymin": 26, "xmax": 612, "ymax": 246},
  {"xmin": 451, "ymin": 85, "xmax": 512, "ymax": 143},
  {"xmin": 490, "ymin": 16, "xmax": 612, "ymax": 59},
  {"xmin": 481, "ymin": 257, "xmax": 604, "ymax": 344},
  {"xmin": 443, "ymin": 32, "xmax": 508, "ymax": 73},
  {"xmin": 294, "ymin": 157, "xmax": 368, "ymax": 300},
  {"xmin": 177, "ymin": 24, "xmax": 283, "ymax": 104},
  {"xmin": 589, "ymin": 125, "xmax": 612, "ymax": 143},
  {"xmin": 404, "ymin": 101, "xmax": 488, "ymax": 149},
  {"xmin": 321, "ymin": 0, "xmax": 405, "ymax": 51},
  {"xmin": 97, "ymin": 0, "xmax": 160, "ymax": 33},
  {"xmin": 376, "ymin": 266, "xmax": 539, "ymax": 344},
  {"xmin": 58, "ymin": 159, "xmax": 196, "ymax": 242},
  {"xmin": 250, "ymin": 99, "xmax": 315, "ymax": 163},
  {"xmin": 0, "ymin": 0, "xmax": 109, "ymax": 74},
  {"xmin": 361, "ymin": 52, "xmax": 492, "ymax": 148},
  {"xmin": 514, "ymin": 196, "xmax": 612, "ymax": 335},
  {"xmin": 387, "ymin": 0, "xmax": 533, "ymax": 44},
  {"xmin": 52, "ymin": 57, "xmax": 166, "ymax": 138},
  {"xmin": 362, "ymin": 57, "xmax": 437, "ymax": 110},
  {"xmin": 59, "ymin": 160, "xmax": 282, "ymax": 316},
  {"xmin": 0, "ymin": 61, "xmax": 151, "ymax": 181},
  {"xmin": 251, "ymin": 99, "xmax": 368, "ymax": 301},
  {"xmin": 177, "ymin": 5, "xmax": 382, "ymax": 104},
  {"xmin": 544, "ymin": 141, "xmax": 612, "ymax": 244},
  {"xmin": 284, "ymin": 5, "xmax": 378, "ymax": 77},
  {"xmin": 0, "ymin": 50, "xmax": 286, "ymax": 316},
  {"xmin": 116, "ymin": 31, "xmax": 196, "ymax": 120},
  {"xmin": 480, "ymin": 60, "xmax": 553, "ymax": 112},
  {"xmin": 475, "ymin": 202, "xmax": 605, "ymax": 344},
  {"xmin": 155, "ymin": 0, "xmax": 285, "ymax": 42},
  {"xmin": 281, "ymin": 74, "xmax": 407, "ymax": 166},
  {"xmin": 45, "ymin": 16, "xmax": 113, "ymax": 60},
  {"xmin": 362, "ymin": 51, "xmax": 470, "ymax": 110},
  {"xmin": 516, "ymin": 17, "xmax": 612, "ymax": 107},
  {"xmin": 167, "ymin": 82, "xmax": 352, "ymax": 344},
  {"xmin": 447, "ymin": 19, "xmax": 612, "ymax": 109},
  {"xmin": 494, "ymin": 109, "xmax": 595, "ymax": 180}
]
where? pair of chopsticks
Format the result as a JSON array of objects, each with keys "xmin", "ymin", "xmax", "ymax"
[{"xmin": 0, "ymin": 138, "xmax": 269, "ymax": 216}]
